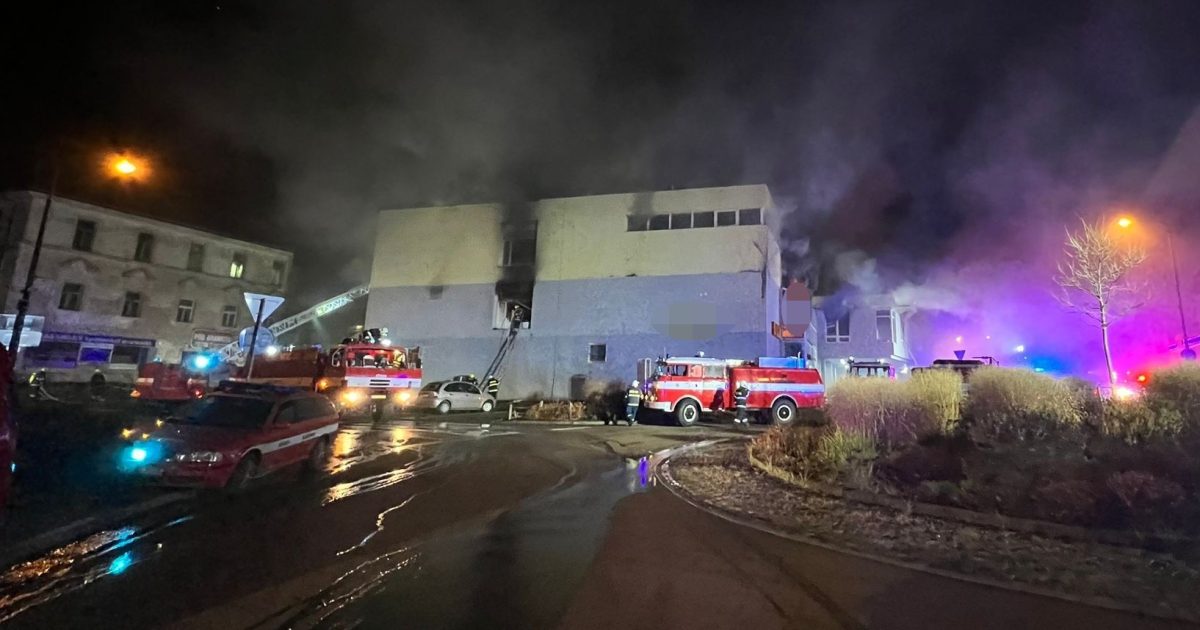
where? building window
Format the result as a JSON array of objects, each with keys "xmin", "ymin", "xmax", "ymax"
[
  {"xmin": 876, "ymin": 309, "xmax": 892, "ymax": 342},
  {"xmin": 627, "ymin": 216, "xmax": 648, "ymax": 231},
  {"xmin": 493, "ymin": 297, "xmax": 531, "ymax": 330},
  {"xmin": 825, "ymin": 313, "xmax": 850, "ymax": 342},
  {"xmin": 133, "ymin": 232, "xmax": 154, "ymax": 262},
  {"xmin": 738, "ymin": 208, "xmax": 762, "ymax": 225},
  {"xmin": 176, "ymin": 299, "xmax": 195, "ymax": 323},
  {"xmin": 693, "ymin": 211, "xmax": 715, "ymax": 228},
  {"xmin": 501, "ymin": 237, "xmax": 536, "ymax": 267},
  {"xmin": 716, "ymin": 210, "xmax": 737, "ymax": 227},
  {"xmin": 648, "ymin": 214, "xmax": 669, "ymax": 230},
  {"xmin": 272, "ymin": 260, "xmax": 287, "ymax": 285},
  {"xmin": 229, "ymin": 252, "xmax": 246, "ymax": 279},
  {"xmin": 669, "ymin": 213, "xmax": 692, "ymax": 229},
  {"xmin": 58, "ymin": 283, "xmax": 83, "ymax": 311},
  {"xmin": 221, "ymin": 305, "xmax": 238, "ymax": 328},
  {"xmin": 588, "ymin": 343, "xmax": 607, "ymax": 363},
  {"xmin": 122, "ymin": 292, "xmax": 142, "ymax": 318},
  {"xmin": 188, "ymin": 243, "xmax": 205, "ymax": 272},
  {"xmin": 72, "ymin": 220, "xmax": 96, "ymax": 252}
]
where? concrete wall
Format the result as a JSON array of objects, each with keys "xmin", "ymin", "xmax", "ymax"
[
  {"xmin": 813, "ymin": 298, "xmax": 914, "ymax": 384},
  {"xmin": 0, "ymin": 191, "xmax": 293, "ymax": 379}
]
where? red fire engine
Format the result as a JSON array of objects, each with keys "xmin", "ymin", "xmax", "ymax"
[
  {"xmin": 132, "ymin": 361, "xmax": 208, "ymax": 403},
  {"xmin": 242, "ymin": 341, "xmax": 422, "ymax": 420},
  {"xmin": 641, "ymin": 356, "xmax": 824, "ymax": 426}
]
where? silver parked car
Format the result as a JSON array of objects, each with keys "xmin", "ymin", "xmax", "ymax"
[{"xmin": 415, "ymin": 380, "xmax": 496, "ymax": 414}]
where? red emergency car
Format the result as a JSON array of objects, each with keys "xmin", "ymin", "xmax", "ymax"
[
  {"xmin": 131, "ymin": 362, "xmax": 207, "ymax": 402},
  {"xmin": 641, "ymin": 356, "xmax": 824, "ymax": 426},
  {"xmin": 122, "ymin": 382, "xmax": 338, "ymax": 490}
]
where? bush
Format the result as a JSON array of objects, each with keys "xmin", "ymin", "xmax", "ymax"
[
  {"xmin": 749, "ymin": 425, "xmax": 876, "ymax": 485},
  {"xmin": 1144, "ymin": 363, "xmax": 1200, "ymax": 431},
  {"xmin": 965, "ymin": 367, "xmax": 1085, "ymax": 443},
  {"xmin": 825, "ymin": 373, "xmax": 963, "ymax": 448},
  {"xmin": 1030, "ymin": 479, "xmax": 1102, "ymax": 526},
  {"xmin": 1099, "ymin": 398, "xmax": 1184, "ymax": 445},
  {"xmin": 1106, "ymin": 471, "xmax": 1185, "ymax": 529}
]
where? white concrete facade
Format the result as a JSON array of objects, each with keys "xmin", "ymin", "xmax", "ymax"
[
  {"xmin": 0, "ymin": 191, "xmax": 293, "ymax": 381},
  {"xmin": 812, "ymin": 295, "xmax": 915, "ymax": 385},
  {"xmin": 367, "ymin": 185, "xmax": 785, "ymax": 399}
]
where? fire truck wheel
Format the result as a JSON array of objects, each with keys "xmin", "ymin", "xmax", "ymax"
[
  {"xmin": 437, "ymin": 400, "xmax": 452, "ymax": 414},
  {"xmin": 675, "ymin": 400, "xmax": 700, "ymax": 427},
  {"xmin": 481, "ymin": 400, "xmax": 494, "ymax": 412},
  {"xmin": 770, "ymin": 398, "xmax": 797, "ymax": 425}
]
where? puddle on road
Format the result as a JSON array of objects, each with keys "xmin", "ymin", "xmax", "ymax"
[
  {"xmin": 277, "ymin": 456, "xmax": 656, "ymax": 630},
  {"xmin": 0, "ymin": 516, "xmax": 191, "ymax": 624}
]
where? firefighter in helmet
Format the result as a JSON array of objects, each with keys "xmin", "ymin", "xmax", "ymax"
[
  {"xmin": 484, "ymin": 375, "xmax": 500, "ymax": 400},
  {"xmin": 625, "ymin": 380, "xmax": 642, "ymax": 426},
  {"xmin": 733, "ymin": 382, "xmax": 750, "ymax": 426}
]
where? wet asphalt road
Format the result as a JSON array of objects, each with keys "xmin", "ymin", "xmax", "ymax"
[{"xmin": 0, "ymin": 416, "xmax": 1188, "ymax": 630}]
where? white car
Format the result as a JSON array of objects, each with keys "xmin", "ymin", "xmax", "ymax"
[{"xmin": 414, "ymin": 381, "xmax": 496, "ymax": 414}]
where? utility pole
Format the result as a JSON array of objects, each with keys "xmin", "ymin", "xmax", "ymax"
[
  {"xmin": 8, "ymin": 170, "xmax": 57, "ymax": 355},
  {"xmin": 244, "ymin": 298, "xmax": 267, "ymax": 379}
]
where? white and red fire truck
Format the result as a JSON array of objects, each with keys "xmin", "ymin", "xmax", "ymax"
[
  {"xmin": 241, "ymin": 339, "xmax": 422, "ymax": 420},
  {"xmin": 640, "ymin": 356, "xmax": 824, "ymax": 426}
]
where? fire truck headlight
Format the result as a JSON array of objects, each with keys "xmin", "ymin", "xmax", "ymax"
[
  {"xmin": 1113, "ymin": 386, "xmax": 1140, "ymax": 401},
  {"xmin": 342, "ymin": 389, "xmax": 362, "ymax": 404},
  {"xmin": 317, "ymin": 378, "xmax": 330, "ymax": 391},
  {"xmin": 394, "ymin": 391, "xmax": 412, "ymax": 405}
]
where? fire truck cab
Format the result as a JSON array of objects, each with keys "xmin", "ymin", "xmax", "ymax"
[
  {"xmin": 132, "ymin": 362, "xmax": 208, "ymax": 403},
  {"xmin": 641, "ymin": 356, "xmax": 824, "ymax": 426}
]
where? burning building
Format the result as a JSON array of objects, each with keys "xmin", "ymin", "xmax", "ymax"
[{"xmin": 365, "ymin": 184, "xmax": 784, "ymax": 399}]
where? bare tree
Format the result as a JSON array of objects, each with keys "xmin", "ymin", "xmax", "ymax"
[{"xmin": 1055, "ymin": 219, "xmax": 1146, "ymax": 385}]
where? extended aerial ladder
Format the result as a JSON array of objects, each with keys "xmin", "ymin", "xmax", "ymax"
[
  {"xmin": 482, "ymin": 306, "xmax": 525, "ymax": 384},
  {"xmin": 218, "ymin": 284, "xmax": 370, "ymax": 362}
]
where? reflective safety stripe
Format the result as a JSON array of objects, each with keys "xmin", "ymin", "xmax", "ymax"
[
  {"xmin": 745, "ymin": 383, "xmax": 824, "ymax": 393},
  {"xmin": 653, "ymin": 380, "xmax": 728, "ymax": 390},
  {"xmin": 247, "ymin": 422, "xmax": 339, "ymax": 454}
]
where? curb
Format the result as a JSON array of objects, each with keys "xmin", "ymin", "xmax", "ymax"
[
  {"xmin": 745, "ymin": 447, "xmax": 1195, "ymax": 551},
  {"xmin": 655, "ymin": 442, "xmax": 1200, "ymax": 625},
  {"xmin": 0, "ymin": 492, "xmax": 194, "ymax": 569}
]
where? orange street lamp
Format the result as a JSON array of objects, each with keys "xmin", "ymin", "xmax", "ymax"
[
  {"xmin": 1113, "ymin": 214, "xmax": 1194, "ymax": 360},
  {"xmin": 104, "ymin": 152, "xmax": 149, "ymax": 182}
]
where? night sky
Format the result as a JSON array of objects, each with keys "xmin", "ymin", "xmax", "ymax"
[{"xmin": 6, "ymin": 0, "xmax": 1200, "ymax": 312}]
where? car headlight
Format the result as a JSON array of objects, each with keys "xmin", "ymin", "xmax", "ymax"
[{"xmin": 175, "ymin": 451, "xmax": 224, "ymax": 463}]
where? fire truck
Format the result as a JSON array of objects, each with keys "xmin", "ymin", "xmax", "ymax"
[
  {"xmin": 131, "ymin": 361, "xmax": 208, "ymax": 403},
  {"xmin": 241, "ymin": 333, "xmax": 422, "ymax": 421},
  {"xmin": 640, "ymin": 356, "xmax": 824, "ymax": 426}
]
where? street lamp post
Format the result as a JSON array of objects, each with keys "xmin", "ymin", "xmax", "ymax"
[
  {"xmin": 1116, "ymin": 215, "xmax": 1194, "ymax": 361},
  {"xmin": 7, "ymin": 152, "xmax": 147, "ymax": 355},
  {"xmin": 7, "ymin": 171, "xmax": 56, "ymax": 354}
]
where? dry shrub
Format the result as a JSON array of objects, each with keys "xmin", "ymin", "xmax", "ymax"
[
  {"xmin": 965, "ymin": 367, "xmax": 1085, "ymax": 443},
  {"xmin": 1144, "ymin": 363, "xmax": 1200, "ymax": 432},
  {"xmin": 1100, "ymin": 398, "xmax": 1184, "ymax": 445},
  {"xmin": 1030, "ymin": 479, "xmax": 1102, "ymax": 526},
  {"xmin": 826, "ymin": 373, "xmax": 962, "ymax": 447},
  {"xmin": 1106, "ymin": 471, "xmax": 1185, "ymax": 528},
  {"xmin": 749, "ymin": 425, "xmax": 875, "ymax": 484}
]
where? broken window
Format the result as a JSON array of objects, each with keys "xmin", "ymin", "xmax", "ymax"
[
  {"xmin": 493, "ymin": 281, "xmax": 532, "ymax": 330},
  {"xmin": 876, "ymin": 309, "xmax": 892, "ymax": 342},
  {"xmin": 501, "ymin": 223, "xmax": 537, "ymax": 267}
]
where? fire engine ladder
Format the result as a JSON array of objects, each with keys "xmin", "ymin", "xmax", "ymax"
[
  {"xmin": 482, "ymin": 318, "xmax": 522, "ymax": 383},
  {"xmin": 217, "ymin": 284, "xmax": 371, "ymax": 361}
]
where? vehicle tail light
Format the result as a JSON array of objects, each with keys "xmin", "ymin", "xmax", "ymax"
[{"xmin": 130, "ymin": 390, "xmax": 141, "ymax": 399}]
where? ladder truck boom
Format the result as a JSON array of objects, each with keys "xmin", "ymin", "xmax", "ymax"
[{"xmin": 218, "ymin": 284, "xmax": 370, "ymax": 361}]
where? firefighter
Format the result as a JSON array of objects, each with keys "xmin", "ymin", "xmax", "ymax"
[
  {"xmin": 484, "ymin": 376, "xmax": 500, "ymax": 399},
  {"xmin": 27, "ymin": 369, "xmax": 52, "ymax": 401},
  {"xmin": 625, "ymin": 380, "xmax": 642, "ymax": 426},
  {"xmin": 733, "ymin": 382, "xmax": 750, "ymax": 426},
  {"xmin": 89, "ymin": 369, "xmax": 107, "ymax": 401}
]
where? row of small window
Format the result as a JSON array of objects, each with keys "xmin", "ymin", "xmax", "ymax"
[
  {"xmin": 58, "ymin": 283, "xmax": 240, "ymax": 327},
  {"xmin": 824, "ymin": 310, "xmax": 897, "ymax": 343},
  {"xmin": 70, "ymin": 220, "xmax": 284, "ymax": 283},
  {"xmin": 626, "ymin": 208, "xmax": 762, "ymax": 232}
]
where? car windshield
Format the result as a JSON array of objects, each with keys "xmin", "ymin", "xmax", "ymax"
[
  {"xmin": 168, "ymin": 395, "xmax": 274, "ymax": 429},
  {"xmin": 421, "ymin": 381, "xmax": 444, "ymax": 392}
]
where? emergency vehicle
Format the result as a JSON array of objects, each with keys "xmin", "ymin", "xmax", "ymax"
[
  {"xmin": 131, "ymin": 360, "xmax": 209, "ymax": 403},
  {"xmin": 639, "ymin": 356, "xmax": 824, "ymax": 426},
  {"xmin": 241, "ymin": 337, "xmax": 422, "ymax": 420}
]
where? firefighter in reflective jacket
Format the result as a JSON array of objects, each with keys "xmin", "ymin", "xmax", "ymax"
[
  {"xmin": 733, "ymin": 383, "xmax": 750, "ymax": 426},
  {"xmin": 484, "ymin": 376, "xmax": 500, "ymax": 399},
  {"xmin": 625, "ymin": 381, "xmax": 642, "ymax": 426}
]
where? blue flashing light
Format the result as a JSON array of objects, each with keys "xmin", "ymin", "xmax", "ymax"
[
  {"xmin": 108, "ymin": 551, "xmax": 134, "ymax": 575},
  {"xmin": 191, "ymin": 354, "xmax": 212, "ymax": 370},
  {"xmin": 129, "ymin": 447, "xmax": 148, "ymax": 462}
]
